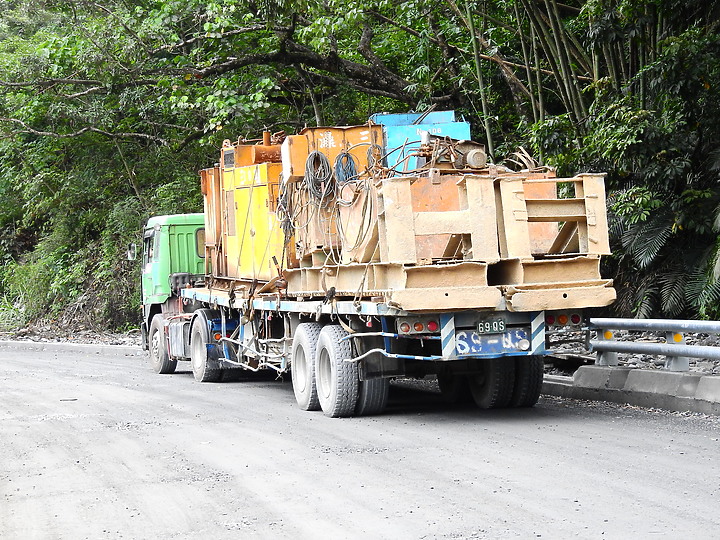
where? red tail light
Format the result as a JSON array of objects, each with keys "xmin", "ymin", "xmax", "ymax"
[
  {"xmin": 570, "ymin": 313, "xmax": 582, "ymax": 325},
  {"xmin": 545, "ymin": 314, "xmax": 556, "ymax": 326},
  {"xmin": 426, "ymin": 320, "xmax": 439, "ymax": 332}
]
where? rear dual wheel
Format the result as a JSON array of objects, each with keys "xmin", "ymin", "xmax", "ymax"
[
  {"xmin": 510, "ymin": 356, "xmax": 544, "ymax": 408},
  {"xmin": 351, "ymin": 327, "xmax": 389, "ymax": 416},
  {"xmin": 355, "ymin": 377, "xmax": 389, "ymax": 416},
  {"xmin": 291, "ymin": 322, "xmax": 322, "ymax": 411},
  {"xmin": 438, "ymin": 373, "xmax": 473, "ymax": 404},
  {"xmin": 315, "ymin": 325, "xmax": 359, "ymax": 418},
  {"xmin": 469, "ymin": 358, "xmax": 515, "ymax": 409},
  {"xmin": 293, "ymin": 324, "xmax": 388, "ymax": 417},
  {"xmin": 468, "ymin": 356, "xmax": 544, "ymax": 409}
]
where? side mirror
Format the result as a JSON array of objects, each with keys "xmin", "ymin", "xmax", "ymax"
[{"xmin": 127, "ymin": 243, "xmax": 138, "ymax": 261}]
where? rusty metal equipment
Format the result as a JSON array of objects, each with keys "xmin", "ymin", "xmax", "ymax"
[
  {"xmin": 198, "ymin": 114, "xmax": 615, "ymax": 315},
  {"xmin": 139, "ymin": 111, "xmax": 617, "ymax": 416}
]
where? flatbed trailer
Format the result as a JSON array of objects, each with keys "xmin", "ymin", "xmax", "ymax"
[{"xmin": 141, "ymin": 111, "xmax": 615, "ymax": 416}]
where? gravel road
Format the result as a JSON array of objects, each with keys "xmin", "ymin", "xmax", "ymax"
[{"xmin": 2, "ymin": 342, "xmax": 720, "ymax": 539}]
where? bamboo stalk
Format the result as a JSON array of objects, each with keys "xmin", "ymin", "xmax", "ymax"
[
  {"xmin": 616, "ymin": 40, "xmax": 627, "ymax": 83},
  {"xmin": 465, "ymin": 0, "xmax": 495, "ymax": 161},
  {"xmin": 547, "ymin": 0, "xmax": 587, "ymax": 120},
  {"xmin": 531, "ymin": 23, "xmax": 545, "ymax": 126},
  {"xmin": 514, "ymin": 2, "xmax": 538, "ymax": 122},
  {"xmin": 603, "ymin": 43, "xmax": 620, "ymax": 90},
  {"xmin": 540, "ymin": 0, "xmax": 583, "ymax": 124},
  {"xmin": 521, "ymin": 0, "xmax": 575, "ymax": 121}
]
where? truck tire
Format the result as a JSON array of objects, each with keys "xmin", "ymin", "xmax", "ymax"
[
  {"xmin": 350, "ymin": 330, "xmax": 389, "ymax": 416},
  {"xmin": 355, "ymin": 378, "xmax": 389, "ymax": 416},
  {"xmin": 510, "ymin": 355, "xmax": 544, "ymax": 407},
  {"xmin": 437, "ymin": 373, "xmax": 473, "ymax": 404},
  {"xmin": 315, "ymin": 325, "xmax": 359, "ymax": 418},
  {"xmin": 469, "ymin": 358, "xmax": 515, "ymax": 409},
  {"xmin": 291, "ymin": 322, "xmax": 322, "ymax": 411},
  {"xmin": 190, "ymin": 310, "xmax": 222, "ymax": 382},
  {"xmin": 149, "ymin": 314, "xmax": 177, "ymax": 374}
]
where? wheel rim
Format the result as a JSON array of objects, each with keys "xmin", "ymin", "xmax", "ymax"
[
  {"xmin": 192, "ymin": 329, "xmax": 205, "ymax": 373},
  {"xmin": 151, "ymin": 329, "xmax": 161, "ymax": 365},
  {"xmin": 317, "ymin": 348, "xmax": 332, "ymax": 399},
  {"xmin": 295, "ymin": 347, "xmax": 308, "ymax": 393}
]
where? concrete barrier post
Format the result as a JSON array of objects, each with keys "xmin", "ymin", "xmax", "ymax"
[
  {"xmin": 595, "ymin": 328, "xmax": 619, "ymax": 366},
  {"xmin": 665, "ymin": 331, "xmax": 690, "ymax": 372}
]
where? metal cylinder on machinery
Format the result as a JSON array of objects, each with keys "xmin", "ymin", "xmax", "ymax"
[{"xmin": 465, "ymin": 148, "xmax": 487, "ymax": 169}]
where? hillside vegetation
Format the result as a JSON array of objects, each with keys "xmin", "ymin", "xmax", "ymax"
[{"xmin": 1, "ymin": 0, "xmax": 719, "ymax": 329}]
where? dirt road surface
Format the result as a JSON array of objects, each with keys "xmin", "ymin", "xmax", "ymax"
[{"xmin": 2, "ymin": 342, "xmax": 720, "ymax": 539}]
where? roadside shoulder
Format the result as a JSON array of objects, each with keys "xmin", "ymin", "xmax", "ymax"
[
  {"xmin": 543, "ymin": 365, "xmax": 720, "ymax": 415},
  {"xmin": 0, "ymin": 339, "xmax": 142, "ymax": 357}
]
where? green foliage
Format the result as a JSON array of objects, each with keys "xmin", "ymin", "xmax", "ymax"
[
  {"xmin": 528, "ymin": 114, "xmax": 579, "ymax": 173},
  {"xmin": 151, "ymin": 177, "xmax": 203, "ymax": 216},
  {"xmin": 3, "ymin": 242, "xmax": 84, "ymax": 321},
  {"xmin": 0, "ymin": 0, "xmax": 719, "ymax": 327},
  {"xmin": 611, "ymin": 186, "xmax": 662, "ymax": 225},
  {"xmin": 0, "ymin": 294, "xmax": 25, "ymax": 331}
]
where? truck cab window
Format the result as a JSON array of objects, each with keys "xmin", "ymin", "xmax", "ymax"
[
  {"xmin": 196, "ymin": 228, "xmax": 205, "ymax": 258},
  {"xmin": 143, "ymin": 231, "xmax": 155, "ymax": 265}
]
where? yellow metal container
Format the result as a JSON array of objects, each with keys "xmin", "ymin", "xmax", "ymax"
[{"xmin": 220, "ymin": 162, "xmax": 285, "ymax": 281}]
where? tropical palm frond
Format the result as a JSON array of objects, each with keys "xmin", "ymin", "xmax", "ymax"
[
  {"xmin": 685, "ymin": 266, "xmax": 708, "ymax": 302},
  {"xmin": 670, "ymin": 245, "xmax": 720, "ymax": 317},
  {"xmin": 712, "ymin": 204, "xmax": 720, "ymax": 232},
  {"xmin": 621, "ymin": 213, "xmax": 673, "ymax": 269},
  {"xmin": 634, "ymin": 291, "xmax": 657, "ymax": 319},
  {"xmin": 632, "ymin": 274, "xmax": 660, "ymax": 318},
  {"xmin": 699, "ymin": 279, "xmax": 720, "ymax": 307},
  {"xmin": 707, "ymin": 148, "xmax": 720, "ymax": 172},
  {"xmin": 658, "ymin": 265, "xmax": 688, "ymax": 317},
  {"xmin": 691, "ymin": 256, "xmax": 720, "ymax": 309}
]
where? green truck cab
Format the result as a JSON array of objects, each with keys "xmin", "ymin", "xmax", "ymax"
[{"xmin": 140, "ymin": 214, "xmax": 205, "ymax": 349}]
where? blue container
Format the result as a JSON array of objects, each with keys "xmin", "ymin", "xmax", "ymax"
[{"xmin": 370, "ymin": 111, "xmax": 471, "ymax": 173}]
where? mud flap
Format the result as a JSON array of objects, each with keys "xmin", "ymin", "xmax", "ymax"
[
  {"xmin": 205, "ymin": 343, "xmax": 224, "ymax": 370},
  {"xmin": 359, "ymin": 355, "xmax": 405, "ymax": 380},
  {"xmin": 141, "ymin": 320, "xmax": 149, "ymax": 350}
]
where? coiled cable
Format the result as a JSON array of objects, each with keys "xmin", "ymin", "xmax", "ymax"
[
  {"xmin": 334, "ymin": 151, "xmax": 358, "ymax": 184},
  {"xmin": 304, "ymin": 151, "xmax": 334, "ymax": 203},
  {"xmin": 367, "ymin": 144, "xmax": 384, "ymax": 169}
]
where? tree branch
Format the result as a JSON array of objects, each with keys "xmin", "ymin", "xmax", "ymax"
[
  {"xmin": 357, "ymin": 24, "xmax": 388, "ymax": 71},
  {"xmin": 151, "ymin": 25, "xmax": 281, "ymax": 55},
  {"xmin": 0, "ymin": 78, "xmax": 103, "ymax": 88},
  {"xmin": 0, "ymin": 118, "xmax": 168, "ymax": 145},
  {"xmin": 191, "ymin": 39, "xmax": 414, "ymax": 103}
]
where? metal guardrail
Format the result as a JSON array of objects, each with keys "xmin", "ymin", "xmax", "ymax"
[{"xmin": 588, "ymin": 318, "xmax": 720, "ymax": 372}]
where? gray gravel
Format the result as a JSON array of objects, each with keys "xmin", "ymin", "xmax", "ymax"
[
  {"xmin": 5, "ymin": 324, "xmax": 720, "ymax": 376},
  {"xmin": 0, "ymin": 324, "xmax": 141, "ymax": 348}
]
